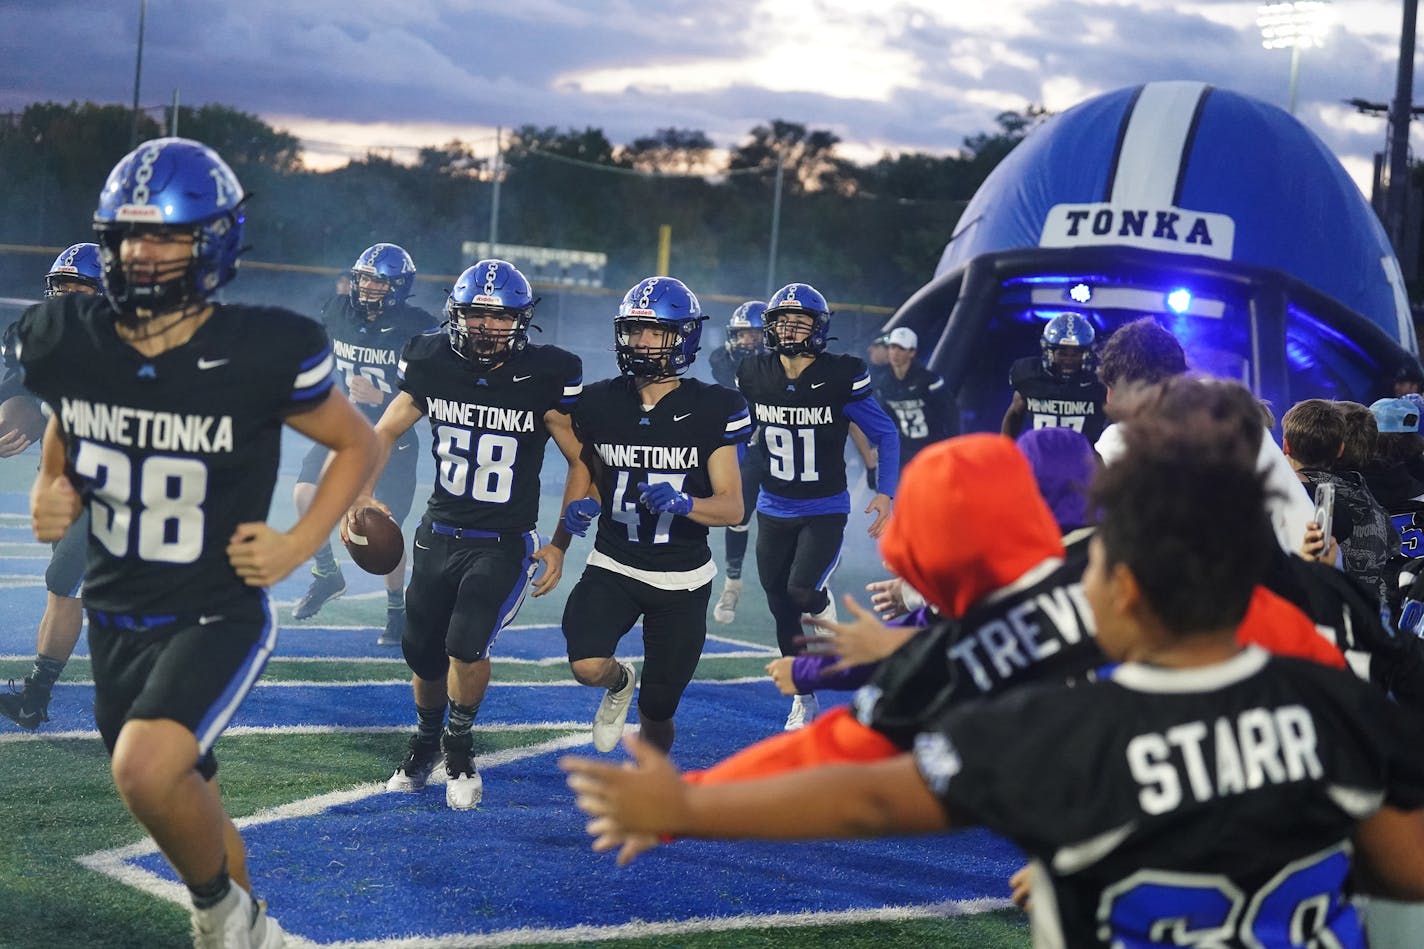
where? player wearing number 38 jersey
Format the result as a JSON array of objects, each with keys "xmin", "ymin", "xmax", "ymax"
[
  {"xmin": 353, "ymin": 258, "xmax": 584, "ymax": 810},
  {"xmin": 560, "ymin": 276, "xmax": 750, "ymax": 755}
]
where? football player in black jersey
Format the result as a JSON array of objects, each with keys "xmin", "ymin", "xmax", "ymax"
[
  {"xmin": 708, "ymin": 301, "xmax": 769, "ymax": 624},
  {"xmin": 292, "ymin": 243, "xmax": 438, "ymax": 645},
  {"xmin": 735, "ymin": 282, "xmax": 900, "ymax": 730},
  {"xmin": 0, "ymin": 243, "xmax": 102, "ymax": 731},
  {"xmin": 346, "ymin": 259, "xmax": 584, "ymax": 809},
  {"xmin": 563, "ymin": 421, "xmax": 1424, "ymax": 949},
  {"xmin": 873, "ymin": 327, "xmax": 955, "ymax": 472},
  {"xmin": 1001, "ymin": 313, "xmax": 1108, "ymax": 442},
  {"xmin": 559, "ymin": 276, "xmax": 750, "ymax": 754},
  {"xmin": 17, "ymin": 138, "xmax": 376, "ymax": 946}
]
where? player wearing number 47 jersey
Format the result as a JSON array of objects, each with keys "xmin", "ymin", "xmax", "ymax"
[
  {"xmin": 1001, "ymin": 313, "xmax": 1108, "ymax": 442},
  {"xmin": 292, "ymin": 243, "xmax": 438, "ymax": 645},
  {"xmin": 560, "ymin": 276, "xmax": 750, "ymax": 754},
  {"xmin": 17, "ymin": 137, "xmax": 377, "ymax": 948},
  {"xmin": 348, "ymin": 259, "xmax": 584, "ymax": 810},
  {"xmin": 735, "ymin": 282, "xmax": 900, "ymax": 731}
]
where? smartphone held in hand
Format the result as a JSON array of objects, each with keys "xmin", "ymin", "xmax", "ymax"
[{"xmin": 1313, "ymin": 482, "xmax": 1336, "ymax": 545}]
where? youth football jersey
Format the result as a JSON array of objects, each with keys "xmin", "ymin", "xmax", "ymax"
[
  {"xmin": 398, "ymin": 335, "xmax": 581, "ymax": 533},
  {"xmin": 917, "ymin": 647, "xmax": 1424, "ymax": 948},
  {"xmin": 874, "ymin": 362, "xmax": 955, "ymax": 465},
  {"xmin": 1009, "ymin": 356, "xmax": 1108, "ymax": 442},
  {"xmin": 575, "ymin": 376, "xmax": 750, "ymax": 574},
  {"xmin": 16, "ymin": 294, "xmax": 334, "ymax": 613},
  {"xmin": 736, "ymin": 351, "xmax": 870, "ymax": 500},
  {"xmin": 322, "ymin": 296, "xmax": 438, "ymax": 425}
]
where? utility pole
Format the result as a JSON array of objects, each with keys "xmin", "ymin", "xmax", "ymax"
[
  {"xmin": 765, "ymin": 147, "xmax": 784, "ymax": 298},
  {"xmin": 1385, "ymin": 0, "xmax": 1419, "ymax": 256},
  {"xmin": 488, "ymin": 127, "xmax": 503, "ymax": 251},
  {"xmin": 169, "ymin": 88, "xmax": 179, "ymax": 137},
  {"xmin": 129, "ymin": 0, "xmax": 147, "ymax": 149}
]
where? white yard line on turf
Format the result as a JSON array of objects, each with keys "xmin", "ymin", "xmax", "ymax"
[
  {"xmin": 1, "ymin": 674, "xmax": 777, "ymax": 690},
  {"xmin": 0, "ymin": 721, "xmax": 592, "ymax": 744}
]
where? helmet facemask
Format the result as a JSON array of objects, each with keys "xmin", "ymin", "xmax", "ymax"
[
  {"xmin": 615, "ymin": 317, "xmax": 692, "ymax": 378},
  {"xmin": 96, "ymin": 219, "xmax": 233, "ymax": 330},
  {"xmin": 764, "ymin": 309, "xmax": 826, "ymax": 357},
  {"xmin": 448, "ymin": 303, "xmax": 532, "ymax": 367}
]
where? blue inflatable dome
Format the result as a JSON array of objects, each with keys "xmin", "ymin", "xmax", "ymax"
[{"xmin": 890, "ymin": 81, "xmax": 1418, "ymax": 431}]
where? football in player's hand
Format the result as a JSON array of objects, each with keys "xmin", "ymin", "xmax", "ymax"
[
  {"xmin": 344, "ymin": 506, "xmax": 404, "ymax": 575},
  {"xmin": 0, "ymin": 395, "xmax": 45, "ymax": 444}
]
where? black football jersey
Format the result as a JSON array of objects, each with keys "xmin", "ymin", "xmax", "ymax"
[
  {"xmin": 858, "ymin": 531, "xmax": 1102, "ymax": 748},
  {"xmin": 575, "ymin": 377, "xmax": 750, "ymax": 573},
  {"xmin": 398, "ymin": 335, "xmax": 581, "ymax": 533},
  {"xmin": 1009, "ymin": 356, "xmax": 1108, "ymax": 442},
  {"xmin": 322, "ymin": 296, "xmax": 438, "ymax": 424},
  {"xmin": 917, "ymin": 649, "xmax": 1424, "ymax": 948},
  {"xmin": 874, "ymin": 363, "xmax": 956, "ymax": 464},
  {"xmin": 16, "ymin": 294, "xmax": 334, "ymax": 613},
  {"xmin": 736, "ymin": 351, "xmax": 869, "ymax": 499}
]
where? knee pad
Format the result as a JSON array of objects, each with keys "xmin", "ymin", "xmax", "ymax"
[
  {"xmin": 401, "ymin": 634, "xmax": 450, "ymax": 682},
  {"xmin": 787, "ymin": 585, "xmax": 826, "ymax": 614},
  {"xmin": 444, "ymin": 624, "xmax": 495, "ymax": 665},
  {"xmin": 636, "ymin": 683, "xmax": 685, "ymax": 724}
]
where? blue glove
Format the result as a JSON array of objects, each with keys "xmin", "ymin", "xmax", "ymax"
[
  {"xmin": 638, "ymin": 481, "xmax": 694, "ymax": 516},
  {"xmin": 1401, "ymin": 598, "xmax": 1424, "ymax": 638},
  {"xmin": 562, "ymin": 497, "xmax": 600, "ymax": 537},
  {"xmin": 865, "ymin": 465, "xmax": 878, "ymax": 492}
]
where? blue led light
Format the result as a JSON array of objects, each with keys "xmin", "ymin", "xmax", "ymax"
[{"xmin": 1166, "ymin": 288, "xmax": 1192, "ymax": 314}]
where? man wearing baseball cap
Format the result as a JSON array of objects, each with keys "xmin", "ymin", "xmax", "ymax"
[{"xmin": 874, "ymin": 327, "xmax": 957, "ymax": 471}]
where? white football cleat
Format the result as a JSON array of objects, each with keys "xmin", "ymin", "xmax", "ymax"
[
  {"xmin": 713, "ymin": 578, "xmax": 742, "ymax": 624},
  {"xmin": 784, "ymin": 693, "xmax": 820, "ymax": 731},
  {"xmin": 592, "ymin": 660, "xmax": 637, "ymax": 753}
]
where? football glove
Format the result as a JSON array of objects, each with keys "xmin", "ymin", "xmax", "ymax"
[
  {"xmin": 562, "ymin": 497, "xmax": 600, "ymax": 537},
  {"xmin": 637, "ymin": 481, "xmax": 694, "ymax": 516},
  {"xmin": 865, "ymin": 465, "xmax": 878, "ymax": 492}
]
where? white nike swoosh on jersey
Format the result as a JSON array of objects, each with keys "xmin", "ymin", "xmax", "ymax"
[
  {"xmin": 198, "ymin": 614, "xmax": 225, "ymax": 626},
  {"xmin": 197, "ymin": 358, "xmax": 230, "ymax": 370},
  {"xmin": 674, "ymin": 413, "xmax": 692, "ymax": 421},
  {"xmin": 513, "ymin": 375, "xmax": 533, "ymax": 382},
  {"xmin": 415, "ymin": 540, "xmax": 430, "ymax": 549},
  {"xmin": 810, "ymin": 382, "xmax": 826, "ymax": 389},
  {"xmin": 379, "ymin": 326, "xmax": 396, "ymax": 333}
]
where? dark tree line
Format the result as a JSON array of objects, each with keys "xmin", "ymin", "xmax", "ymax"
[{"xmin": 0, "ymin": 101, "xmax": 1041, "ymax": 305}]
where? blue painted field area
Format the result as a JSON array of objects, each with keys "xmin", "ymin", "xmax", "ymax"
[{"xmin": 120, "ymin": 677, "xmax": 1023, "ymax": 945}]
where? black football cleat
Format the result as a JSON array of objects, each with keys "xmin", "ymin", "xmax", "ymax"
[
  {"xmin": 0, "ymin": 677, "xmax": 51, "ymax": 730},
  {"xmin": 292, "ymin": 568, "xmax": 346, "ymax": 620},
  {"xmin": 377, "ymin": 608, "xmax": 404, "ymax": 647}
]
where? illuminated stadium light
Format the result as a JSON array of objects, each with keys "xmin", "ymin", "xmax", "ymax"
[
  {"xmin": 1166, "ymin": 288, "xmax": 1193, "ymax": 314},
  {"xmin": 1257, "ymin": 1, "xmax": 1330, "ymax": 114},
  {"xmin": 1068, "ymin": 282, "xmax": 1093, "ymax": 303},
  {"xmin": 1257, "ymin": 1, "xmax": 1329, "ymax": 49}
]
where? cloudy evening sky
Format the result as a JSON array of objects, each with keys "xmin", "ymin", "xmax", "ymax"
[{"xmin": 1, "ymin": 0, "xmax": 1417, "ymax": 193}]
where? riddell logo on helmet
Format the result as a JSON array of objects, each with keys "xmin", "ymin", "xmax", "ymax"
[
  {"xmin": 472, "ymin": 295, "xmax": 500, "ymax": 305},
  {"xmin": 115, "ymin": 204, "xmax": 165, "ymax": 222},
  {"xmin": 624, "ymin": 307, "xmax": 656, "ymax": 317}
]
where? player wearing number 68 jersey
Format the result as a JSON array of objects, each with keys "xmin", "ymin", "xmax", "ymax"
[
  {"xmin": 349, "ymin": 259, "xmax": 584, "ymax": 810},
  {"xmin": 560, "ymin": 276, "xmax": 750, "ymax": 755},
  {"xmin": 291, "ymin": 242, "xmax": 439, "ymax": 644},
  {"xmin": 735, "ymin": 282, "xmax": 900, "ymax": 731}
]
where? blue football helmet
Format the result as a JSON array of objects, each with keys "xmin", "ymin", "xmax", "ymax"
[
  {"xmin": 92, "ymin": 137, "xmax": 245, "ymax": 319},
  {"xmin": 446, "ymin": 259, "xmax": 538, "ymax": 366},
  {"xmin": 350, "ymin": 243, "xmax": 416, "ymax": 320},
  {"xmin": 764, "ymin": 283, "xmax": 832, "ymax": 356},
  {"xmin": 1040, "ymin": 313, "xmax": 1096, "ymax": 378},
  {"xmin": 726, "ymin": 301, "xmax": 767, "ymax": 354},
  {"xmin": 44, "ymin": 243, "xmax": 103, "ymax": 297},
  {"xmin": 614, "ymin": 276, "xmax": 705, "ymax": 377}
]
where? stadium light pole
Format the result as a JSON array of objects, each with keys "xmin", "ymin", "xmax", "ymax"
[
  {"xmin": 1256, "ymin": 0, "xmax": 1331, "ymax": 115},
  {"xmin": 765, "ymin": 147, "xmax": 784, "ymax": 298},
  {"xmin": 129, "ymin": 0, "xmax": 147, "ymax": 149}
]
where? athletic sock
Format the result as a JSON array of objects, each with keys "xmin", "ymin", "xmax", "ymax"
[
  {"xmin": 312, "ymin": 543, "xmax": 339, "ymax": 576},
  {"xmin": 725, "ymin": 529, "xmax": 749, "ymax": 580},
  {"xmin": 610, "ymin": 664, "xmax": 629, "ymax": 693},
  {"xmin": 387, "ymin": 589, "xmax": 405, "ymax": 612},
  {"xmin": 415, "ymin": 702, "xmax": 446, "ymax": 743},
  {"xmin": 188, "ymin": 865, "xmax": 231, "ymax": 910},
  {"xmin": 30, "ymin": 654, "xmax": 66, "ymax": 691},
  {"xmin": 446, "ymin": 700, "xmax": 481, "ymax": 739}
]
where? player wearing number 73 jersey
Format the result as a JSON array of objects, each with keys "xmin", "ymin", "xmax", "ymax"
[
  {"xmin": 354, "ymin": 259, "xmax": 585, "ymax": 810},
  {"xmin": 735, "ymin": 282, "xmax": 900, "ymax": 731},
  {"xmin": 561, "ymin": 276, "xmax": 750, "ymax": 754}
]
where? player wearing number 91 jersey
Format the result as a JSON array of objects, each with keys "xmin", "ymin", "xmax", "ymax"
[
  {"xmin": 735, "ymin": 282, "xmax": 900, "ymax": 731},
  {"xmin": 560, "ymin": 276, "xmax": 750, "ymax": 755},
  {"xmin": 354, "ymin": 258, "xmax": 585, "ymax": 810}
]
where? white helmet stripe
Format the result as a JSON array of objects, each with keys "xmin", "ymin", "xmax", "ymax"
[{"xmin": 1106, "ymin": 81, "xmax": 1209, "ymax": 208}]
